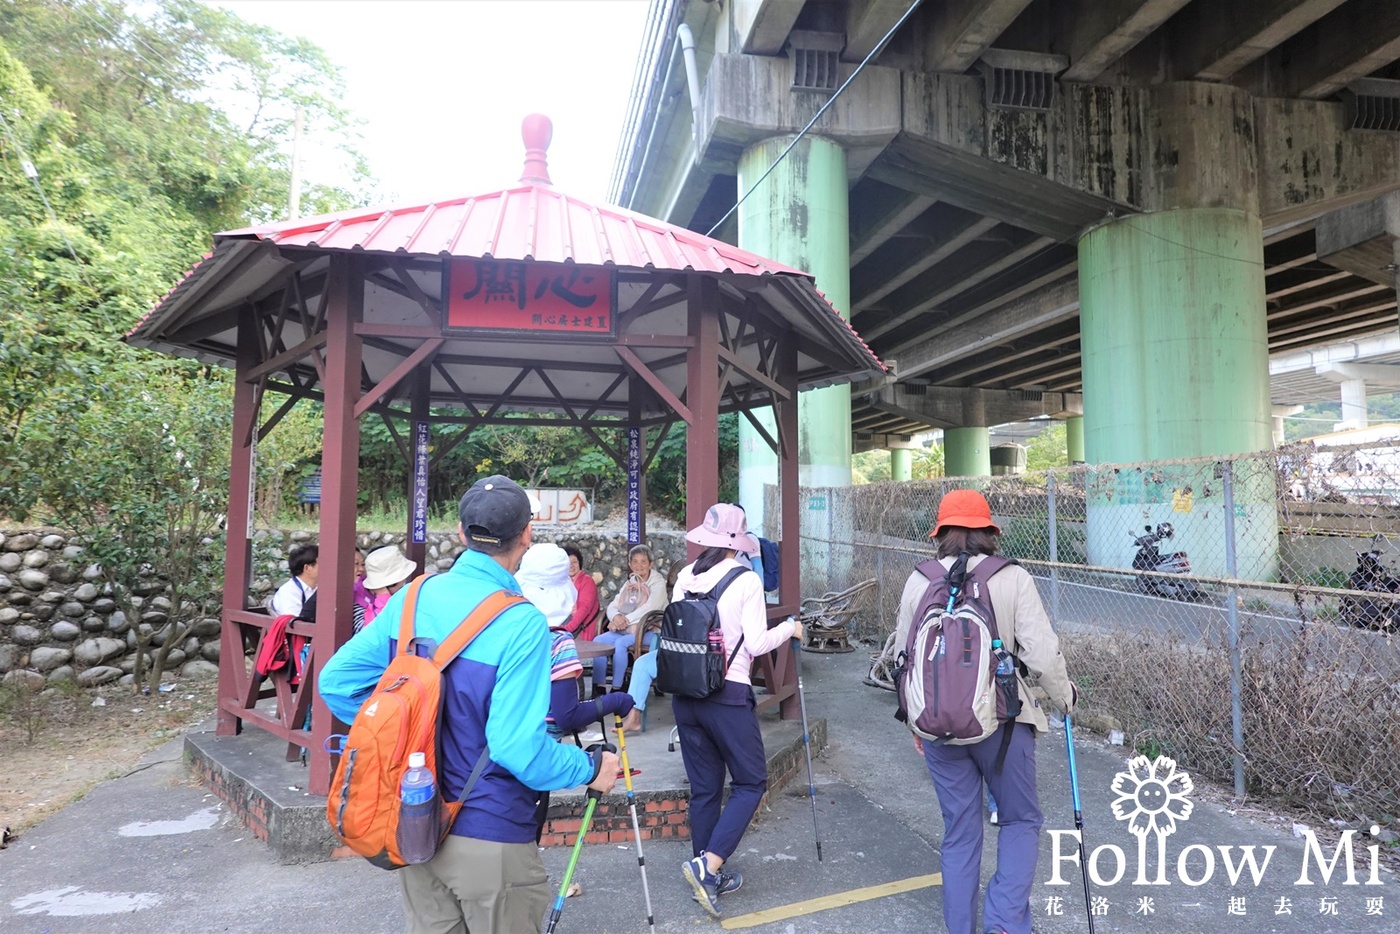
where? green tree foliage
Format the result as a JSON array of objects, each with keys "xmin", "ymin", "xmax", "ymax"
[
  {"xmin": 1025, "ymin": 422, "xmax": 1069, "ymax": 471},
  {"xmin": 0, "ymin": 1, "xmax": 366, "ymax": 688},
  {"xmin": 851, "ymin": 450, "xmax": 891, "ymax": 485},
  {"xmin": 1282, "ymin": 392, "xmax": 1400, "ymax": 442},
  {"xmin": 16, "ymin": 363, "xmax": 231, "ymax": 694},
  {"xmin": 912, "ymin": 443, "xmax": 945, "ymax": 480}
]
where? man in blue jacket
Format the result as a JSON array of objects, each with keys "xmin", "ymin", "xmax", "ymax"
[{"xmin": 320, "ymin": 475, "xmax": 619, "ymax": 933}]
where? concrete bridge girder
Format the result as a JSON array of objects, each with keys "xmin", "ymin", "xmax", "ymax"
[
  {"xmin": 859, "ymin": 383, "xmax": 1083, "ymax": 431},
  {"xmin": 691, "ymin": 53, "xmax": 1400, "ymax": 243}
]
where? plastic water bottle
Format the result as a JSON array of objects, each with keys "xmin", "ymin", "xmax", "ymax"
[
  {"xmin": 398, "ymin": 751, "xmax": 439, "ymax": 864},
  {"xmin": 991, "ymin": 639, "xmax": 1014, "ymax": 676},
  {"xmin": 991, "ymin": 639, "xmax": 1021, "ymax": 718}
]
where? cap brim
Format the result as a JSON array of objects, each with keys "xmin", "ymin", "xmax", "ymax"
[{"xmin": 929, "ymin": 517, "xmax": 1001, "ymax": 538}]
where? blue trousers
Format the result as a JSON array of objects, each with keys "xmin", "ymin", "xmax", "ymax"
[
  {"xmin": 592, "ymin": 630, "xmax": 657, "ymax": 689},
  {"xmin": 922, "ymin": 723, "xmax": 1042, "ymax": 934},
  {"xmin": 672, "ymin": 682, "xmax": 767, "ymax": 861}
]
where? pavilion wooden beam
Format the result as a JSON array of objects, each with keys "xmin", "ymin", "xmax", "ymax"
[
  {"xmin": 354, "ymin": 338, "xmax": 444, "ymax": 418},
  {"xmin": 243, "ymin": 332, "xmax": 328, "ymax": 383},
  {"xmin": 717, "ymin": 344, "xmax": 792, "ymax": 401},
  {"xmin": 615, "ymin": 344, "xmax": 693, "ymax": 424},
  {"xmin": 685, "ymin": 275, "xmax": 721, "ymax": 552},
  {"xmin": 310, "ymin": 254, "xmax": 363, "ymax": 793}
]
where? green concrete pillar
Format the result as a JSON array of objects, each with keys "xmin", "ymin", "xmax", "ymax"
[
  {"xmin": 1066, "ymin": 416, "xmax": 1085, "ymax": 465},
  {"xmin": 1079, "ymin": 208, "xmax": 1270, "ymax": 463},
  {"xmin": 1079, "ymin": 207, "xmax": 1275, "ymax": 579},
  {"xmin": 890, "ymin": 447, "xmax": 913, "ymax": 482},
  {"xmin": 943, "ymin": 427, "xmax": 990, "ymax": 477},
  {"xmin": 736, "ymin": 135, "xmax": 851, "ymax": 533}
]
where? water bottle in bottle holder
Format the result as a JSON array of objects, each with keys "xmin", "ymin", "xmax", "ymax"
[{"xmin": 397, "ymin": 751, "xmax": 441, "ymax": 865}]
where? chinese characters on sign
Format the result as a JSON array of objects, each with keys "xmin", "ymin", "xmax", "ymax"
[
  {"xmin": 412, "ymin": 421, "xmax": 430, "ymax": 544},
  {"xmin": 626, "ymin": 426, "xmax": 641, "ymax": 545},
  {"xmin": 1043, "ymin": 895, "xmax": 1384, "ymax": 919},
  {"xmin": 445, "ymin": 259, "xmax": 614, "ymax": 335}
]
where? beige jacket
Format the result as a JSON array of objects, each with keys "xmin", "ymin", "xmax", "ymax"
[{"xmin": 893, "ymin": 554, "xmax": 1074, "ymax": 737}]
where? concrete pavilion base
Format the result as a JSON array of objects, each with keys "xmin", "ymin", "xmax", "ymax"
[{"xmin": 185, "ymin": 695, "xmax": 825, "ymax": 864}]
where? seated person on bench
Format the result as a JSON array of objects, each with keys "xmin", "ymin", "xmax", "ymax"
[
  {"xmin": 517, "ymin": 543, "xmax": 639, "ymax": 743},
  {"xmin": 592, "ymin": 544, "xmax": 666, "ymax": 695}
]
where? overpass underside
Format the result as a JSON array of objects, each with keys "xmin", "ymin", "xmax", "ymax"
[{"xmin": 615, "ymin": 0, "xmax": 1400, "ymax": 492}]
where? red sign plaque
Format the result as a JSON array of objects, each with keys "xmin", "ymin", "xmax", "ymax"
[{"xmin": 444, "ymin": 259, "xmax": 615, "ymax": 336}]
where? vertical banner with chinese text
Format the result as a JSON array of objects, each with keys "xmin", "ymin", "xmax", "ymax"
[
  {"xmin": 412, "ymin": 421, "xmax": 430, "ymax": 544},
  {"xmin": 627, "ymin": 426, "xmax": 641, "ymax": 545}
]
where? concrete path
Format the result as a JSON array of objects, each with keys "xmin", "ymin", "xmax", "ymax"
[{"xmin": 1, "ymin": 647, "xmax": 1395, "ymax": 933}]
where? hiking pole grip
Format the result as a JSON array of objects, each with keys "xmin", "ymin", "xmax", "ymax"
[{"xmin": 1064, "ymin": 715, "xmax": 1083, "ymax": 825}]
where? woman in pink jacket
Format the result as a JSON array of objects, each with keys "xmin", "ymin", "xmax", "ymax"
[{"xmin": 673, "ymin": 504, "xmax": 804, "ymax": 920}]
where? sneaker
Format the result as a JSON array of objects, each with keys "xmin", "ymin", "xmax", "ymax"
[
  {"xmin": 988, "ymin": 809, "xmax": 999, "ymax": 825},
  {"xmin": 682, "ymin": 855, "xmax": 721, "ymax": 918},
  {"xmin": 576, "ymin": 728, "xmax": 604, "ymax": 744},
  {"xmin": 716, "ymin": 869, "xmax": 744, "ymax": 897}
]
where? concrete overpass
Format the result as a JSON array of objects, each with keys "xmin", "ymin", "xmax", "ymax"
[{"xmin": 612, "ymin": 0, "xmax": 1400, "ymax": 519}]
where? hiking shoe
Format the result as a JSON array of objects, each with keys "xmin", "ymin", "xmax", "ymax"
[
  {"xmin": 682, "ymin": 856, "xmax": 721, "ymax": 918},
  {"xmin": 716, "ymin": 869, "xmax": 744, "ymax": 897}
]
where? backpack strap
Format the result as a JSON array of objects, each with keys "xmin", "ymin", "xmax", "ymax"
[
  {"xmin": 397, "ymin": 576, "xmax": 428, "ymax": 656},
  {"xmin": 433, "ymin": 590, "xmax": 529, "ymax": 668},
  {"xmin": 395, "ymin": 578, "xmax": 528, "ymax": 666}
]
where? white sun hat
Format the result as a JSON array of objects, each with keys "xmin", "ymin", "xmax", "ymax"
[{"xmin": 516, "ymin": 543, "xmax": 577, "ymax": 628}]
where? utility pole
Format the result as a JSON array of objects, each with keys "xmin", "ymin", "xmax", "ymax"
[{"xmin": 288, "ymin": 104, "xmax": 304, "ymax": 218}]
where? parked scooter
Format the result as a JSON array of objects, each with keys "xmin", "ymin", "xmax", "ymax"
[
  {"xmin": 1129, "ymin": 522, "xmax": 1208, "ymax": 602},
  {"xmin": 1340, "ymin": 537, "xmax": 1400, "ymax": 632}
]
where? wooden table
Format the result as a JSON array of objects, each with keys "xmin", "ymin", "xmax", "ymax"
[{"xmin": 572, "ymin": 639, "xmax": 613, "ymax": 661}]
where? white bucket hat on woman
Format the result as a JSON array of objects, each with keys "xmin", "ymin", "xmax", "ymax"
[
  {"xmin": 685, "ymin": 503, "xmax": 760, "ymax": 556},
  {"xmin": 362, "ymin": 546, "xmax": 418, "ymax": 591},
  {"xmin": 516, "ymin": 543, "xmax": 578, "ymax": 629}
]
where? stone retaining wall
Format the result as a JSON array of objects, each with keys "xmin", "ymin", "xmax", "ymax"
[{"xmin": 0, "ymin": 527, "xmax": 688, "ymax": 690}]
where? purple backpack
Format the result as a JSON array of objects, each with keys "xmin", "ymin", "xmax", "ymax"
[{"xmin": 895, "ymin": 554, "xmax": 1019, "ymax": 747}]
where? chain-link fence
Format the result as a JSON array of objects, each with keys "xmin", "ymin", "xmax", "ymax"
[{"xmin": 773, "ymin": 441, "xmax": 1400, "ymax": 823}]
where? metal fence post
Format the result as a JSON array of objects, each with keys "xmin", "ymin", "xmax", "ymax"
[
  {"xmin": 1222, "ymin": 460, "xmax": 1246, "ymax": 799},
  {"xmin": 1048, "ymin": 472, "xmax": 1060, "ymax": 623}
]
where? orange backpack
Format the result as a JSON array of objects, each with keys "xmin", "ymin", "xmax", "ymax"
[{"xmin": 325, "ymin": 578, "xmax": 525, "ymax": 869}]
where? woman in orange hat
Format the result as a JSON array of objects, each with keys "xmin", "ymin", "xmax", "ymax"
[{"xmin": 893, "ymin": 489, "xmax": 1076, "ymax": 934}]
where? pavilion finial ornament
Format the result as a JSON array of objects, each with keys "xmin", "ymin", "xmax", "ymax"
[{"xmin": 520, "ymin": 113, "xmax": 553, "ymax": 185}]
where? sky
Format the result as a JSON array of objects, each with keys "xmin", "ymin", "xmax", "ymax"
[{"xmin": 216, "ymin": 0, "xmax": 650, "ymax": 208}]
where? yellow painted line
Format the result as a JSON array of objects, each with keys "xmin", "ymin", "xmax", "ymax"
[{"xmin": 719, "ymin": 872, "xmax": 942, "ymax": 930}]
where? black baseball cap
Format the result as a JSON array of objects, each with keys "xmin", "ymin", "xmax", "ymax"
[{"xmin": 459, "ymin": 475, "xmax": 534, "ymax": 545}]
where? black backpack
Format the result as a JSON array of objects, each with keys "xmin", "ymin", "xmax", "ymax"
[{"xmin": 654, "ymin": 566, "xmax": 750, "ymax": 699}]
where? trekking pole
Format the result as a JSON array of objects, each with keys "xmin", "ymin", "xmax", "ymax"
[
  {"xmin": 1063, "ymin": 715, "xmax": 1095, "ymax": 934},
  {"xmin": 612, "ymin": 715, "xmax": 656, "ymax": 934},
  {"xmin": 544, "ymin": 787, "xmax": 602, "ymax": 934},
  {"xmin": 791, "ymin": 635, "xmax": 823, "ymax": 861}
]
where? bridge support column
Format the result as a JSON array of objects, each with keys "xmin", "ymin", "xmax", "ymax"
[
  {"xmin": 944, "ymin": 426, "xmax": 990, "ymax": 477},
  {"xmin": 1077, "ymin": 84, "xmax": 1277, "ymax": 578},
  {"xmin": 737, "ymin": 135, "xmax": 852, "ymax": 531},
  {"xmin": 1066, "ymin": 416, "xmax": 1084, "ymax": 465},
  {"xmin": 890, "ymin": 447, "xmax": 913, "ymax": 482}
]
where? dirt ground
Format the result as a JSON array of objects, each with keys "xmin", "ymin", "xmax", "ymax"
[{"xmin": 0, "ymin": 675, "xmax": 219, "ymax": 841}]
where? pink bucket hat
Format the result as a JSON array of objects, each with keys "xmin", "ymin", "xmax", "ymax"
[{"xmin": 686, "ymin": 503, "xmax": 760, "ymax": 555}]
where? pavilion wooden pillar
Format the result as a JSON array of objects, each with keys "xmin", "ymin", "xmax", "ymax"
[
  {"xmin": 406, "ymin": 366, "xmax": 431, "ymax": 573},
  {"xmin": 774, "ymin": 330, "xmax": 801, "ymax": 719},
  {"xmin": 685, "ymin": 275, "xmax": 721, "ymax": 551},
  {"xmin": 311, "ymin": 254, "xmax": 364, "ymax": 795},
  {"xmin": 218, "ymin": 309, "xmax": 260, "ymax": 736},
  {"xmin": 628, "ymin": 376, "xmax": 648, "ymax": 545}
]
